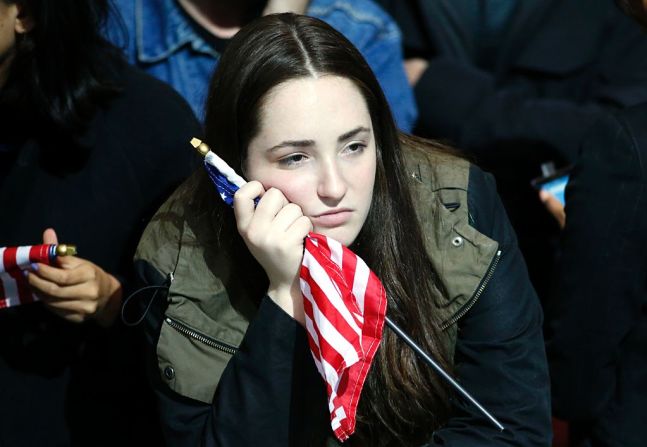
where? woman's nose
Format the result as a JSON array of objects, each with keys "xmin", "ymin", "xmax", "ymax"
[{"xmin": 317, "ymin": 162, "xmax": 347, "ymax": 201}]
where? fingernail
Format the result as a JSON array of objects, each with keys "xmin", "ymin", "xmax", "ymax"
[{"xmin": 30, "ymin": 263, "xmax": 39, "ymax": 271}]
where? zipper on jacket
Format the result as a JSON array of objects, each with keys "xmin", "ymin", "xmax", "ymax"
[
  {"xmin": 440, "ymin": 249, "xmax": 502, "ymax": 331},
  {"xmin": 165, "ymin": 316, "xmax": 238, "ymax": 356}
]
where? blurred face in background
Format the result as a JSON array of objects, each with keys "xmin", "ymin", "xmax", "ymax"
[
  {"xmin": 0, "ymin": 2, "xmax": 18, "ymax": 86},
  {"xmin": 0, "ymin": 1, "xmax": 31, "ymax": 89},
  {"xmin": 618, "ymin": 0, "xmax": 647, "ymax": 27}
]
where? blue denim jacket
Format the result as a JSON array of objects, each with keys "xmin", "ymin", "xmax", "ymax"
[{"xmin": 106, "ymin": 0, "xmax": 417, "ymax": 131}]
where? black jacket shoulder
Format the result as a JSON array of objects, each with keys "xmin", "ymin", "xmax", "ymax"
[{"xmin": 428, "ymin": 164, "xmax": 551, "ymax": 445}]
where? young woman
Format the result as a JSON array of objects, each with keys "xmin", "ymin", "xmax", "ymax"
[
  {"xmin": 135, "ymin": 13, "xmax": 551, "ymax": 446},
  {"xmin": 0, "ymin": 0, "xmax": 199, "ymax": 444}
]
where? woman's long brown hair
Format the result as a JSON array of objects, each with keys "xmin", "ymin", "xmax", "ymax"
[{"xmin": 198, "ymin": 13, "xmax": 453, "ymax": 446}]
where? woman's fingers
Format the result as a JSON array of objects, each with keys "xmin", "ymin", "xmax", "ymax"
[
  {"xmin": 27, "ymin": 258, "xmax": 122, "ymax": 326},
  {"xmin": 233, "ymin": 180, "xmax": 266, "ymax": 232},
  {"xmin": 290, "ymin": 215, "xmax": 314, "ymax": 239},
  {"xmin": 30, "ymin": 259, "xmax": 91, "ymax": 287},
  {"xmin": 272, "ymin": 203, "xmax": 307, "ymax": 233},
  {"xmin": 236, "ymin": 186, "xmax": 291, "ymax": 241},
  {"xmin": 248, "ymin": 187, "xmax": 289, "ymax": 226},
  {"xmin": 27, "ymin": 272, "xmax": 98, "ymax": 300},
  {"xmin": 42, "ymin": 228, "xmax": 59, "ymax": 245}
]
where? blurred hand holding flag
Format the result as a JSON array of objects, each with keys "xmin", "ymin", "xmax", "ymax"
[{"xmin": 0, "ymin": 244, "xmax": 76, "ymax": 309}]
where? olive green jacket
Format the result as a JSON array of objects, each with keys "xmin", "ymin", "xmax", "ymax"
[
  {"xmin": 134, "ymin": 146, "xmax": 498, "ymax": 404},
  {"xmin": 132, "ymin": 145, "xmax": 551, "ymax": 445}
]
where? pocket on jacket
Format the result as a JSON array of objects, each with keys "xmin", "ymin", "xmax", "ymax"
[
  {"xmin": 157, "ymin": 314, "xmax": 239, "ymax": 403},
  {"xmin": 155, "ymin": 239, "xmax": 253, "ymax": 403}
]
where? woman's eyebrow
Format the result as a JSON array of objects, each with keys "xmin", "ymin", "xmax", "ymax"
[
  {"xmin": 338, "ymin": 126, "xmax": 371, "ymax": 142},
  {"xmin": 267, "ymin": 139, "xmax": 315, "ymax": 152},
  {"xmin": 266, "ymin": 126, "xmax": 370, "ymax": 152}
]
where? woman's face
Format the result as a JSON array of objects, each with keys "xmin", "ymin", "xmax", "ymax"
[{"xmin": 246, "ymin": 75, "xmax": 377, "ymax": 246}]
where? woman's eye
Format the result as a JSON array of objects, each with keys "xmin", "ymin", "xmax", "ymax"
[
  {"xmin": 278, "ymin": 153, "xmax": 308, "ymax": 167},
  {"xmin": 345, "ymin": 142, "xmax": 366, "ymax": 154}
]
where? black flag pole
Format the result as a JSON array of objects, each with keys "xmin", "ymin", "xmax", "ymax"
[{"xmin": 385, "ymin": 316, "xmax": 505, "ymax": 432}]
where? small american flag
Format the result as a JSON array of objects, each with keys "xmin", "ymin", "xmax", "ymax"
[
  {"xmin": 0, "ymin": 244, "xmax": 55, "ymax": 309},
  {"xmin": 301, "ymin": 233, "xmax": 386, "ymax": 440},
  {"xmin": 192, "ymin": 138, "xmax": 387, "ymax": 441}
]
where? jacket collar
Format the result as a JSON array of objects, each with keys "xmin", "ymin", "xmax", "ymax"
[{"xmin": 135, "ymin": 0, "xmax": 219, "ymax": 63}]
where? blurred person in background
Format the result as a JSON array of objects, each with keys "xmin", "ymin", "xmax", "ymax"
[
  {"xmin": 0, "ymin": 0, "xmax": 199, "ymax": 445},
  {"xmin": 375, "ymin": 0, "xmax": 647, "ymax": 301},
  {"xmin": 545, "ymin": 1, "xmax": 647, "ymax": 445},
  {"xmin": 105, "ymin": 0, "xmax": 417, "ymax": 131}
]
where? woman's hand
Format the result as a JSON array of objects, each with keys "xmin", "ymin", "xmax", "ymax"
[
  {"xmin": 25, "ymin": 228, "xmax": 122, "ymax": 327},
  {"xmin": 233, "ymin": 181, "xmax": 312, "ymax": 325}
]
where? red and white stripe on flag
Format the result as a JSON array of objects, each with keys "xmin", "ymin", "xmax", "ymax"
[
  {"xmin": 300, "ymin": 232, "xmax": 387, "ymax": 442},
  {"xmin": 0, "ymin": 245, "xmax": 53, "ymax": 309}
]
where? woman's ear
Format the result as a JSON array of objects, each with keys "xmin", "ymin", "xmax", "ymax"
[{"xmin": 14, "ymin": 4, "xmax": 34, "ymax": 34}]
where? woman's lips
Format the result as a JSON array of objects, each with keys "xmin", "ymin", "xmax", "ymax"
[{"xmin": 310, "ymin": 210, "xmax": 353, "ymax": 227}]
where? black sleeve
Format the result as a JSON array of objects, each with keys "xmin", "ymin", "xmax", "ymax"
[
  {"xmin": 415, "ymin": 58, "xmax": 602, "ymax": 164},
  {"xmin": 547, "ymin": 111, "xmax": 647, "ymax": 420},
  {"xmin": 205, "ymin": 297, "xmax": 327, "ymax": 446},
  {"xmin": 429, "ymin": 166, "xmax": 552, "ymax": 445}
]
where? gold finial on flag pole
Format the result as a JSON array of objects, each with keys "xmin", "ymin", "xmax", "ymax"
[
  {"xmin": 190, "ymin": 137, "xmax": 210, "ymax": 157},
  {"xmin": 55, "ymin": 244, "xmax": 77, "ymax": 257}
]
